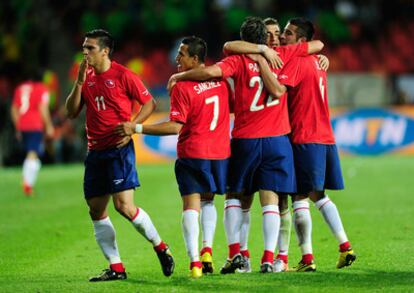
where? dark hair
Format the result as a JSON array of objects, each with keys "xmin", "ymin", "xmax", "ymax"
[
  {"xmin": 264, "ymin": 17, "xmax": 279, "ymax": 26},
  {"xmin": 85, "ymin": 29, "xmax": 115, "ymax": 57},
  {"xmin": 288, "ymin": 18, "xmax": 315, "ymax": 41},
  {"xmin": 181, "ymin": 36, "xmax": 207, "ymax": 63},
  {"xmin": 240, "ymin": 16, "xmax": 267, "ymax": 45}
]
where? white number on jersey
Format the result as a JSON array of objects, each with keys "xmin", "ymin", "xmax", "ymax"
[
  {"xmin": 19, "ymin": 85, "xmax": 33, "ymax": 115},
  {"xmin": 205, "ymin": 95, "xmax": 219, "ymax": 131},
  {"xmin": 319, "ymin": 77, "xmax": 325, "ymax": 102},
  {"xmin": 249, "ymin": 76, "xmax": 279, "ymax": 112},
  {"xmin": 95, "ymin": 96, "xmax": 106, "ymax": 111}
]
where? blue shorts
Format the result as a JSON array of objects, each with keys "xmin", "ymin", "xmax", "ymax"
[
  {"xmin": 227, "ymin": 136, "xmax": 296, "ymax": 195},
  {"xmin": 21, "ymin": 131, "xmax": 44, "ymax": 155},
  {"xmin": 175, "ymin": 158, "xmax": 229, "ymax": 196},
  {"xmin": 83, "ymin": 141, "xmax": 140, "ymax": 198},
  {"xmin": 292, "ymin": 143, "xmax": 344, "ymax": 194}
]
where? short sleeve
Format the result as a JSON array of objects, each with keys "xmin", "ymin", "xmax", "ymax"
[
  {"xmin": 169, "ymin": 84, "xmax": 189, "ymax": 124},
  {"xmin": 278, "ymin": 57, "xmax": 301, "ymax": 88},
  {"xmin": 41, "ymin": 87, "xmax": 50, "ymax": 104},
  {"xmin": 276, "ymin": 42, "xmax": 308, "ymax": 64},
  {"xmin": 122, "ymin": 71, "xmax": 153, "ymax": 105},
  {"xmin": 216, "ymin": 55, "xmax": 240, "ymax": 79}
]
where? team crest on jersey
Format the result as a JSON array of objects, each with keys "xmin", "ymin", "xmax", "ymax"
[{"xmin": 105, "ymin": 79, "xmax": 115, "ymax": 88}]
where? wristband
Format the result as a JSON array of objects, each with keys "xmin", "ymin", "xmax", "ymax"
[
  {"xmin": 135, "ymin": 124, "xmax": 143, "ymax": 133},
  {"xmin": 258, "ymin": 44, "xmax": 267, "ymax": 53}
]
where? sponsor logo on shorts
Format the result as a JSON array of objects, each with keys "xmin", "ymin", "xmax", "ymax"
[{"xmin": 113, "ymin": 179, "xmax": 124, "ymax": 185}]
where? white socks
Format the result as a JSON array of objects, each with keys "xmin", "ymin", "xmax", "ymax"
[
  {"xmin": 23, "ymin": 158, "xmax": 41, "ymax": 186},
  {"xmin": 293, "ymin": 200, "xmax": 313, "ymax": 255},
  {"xmin": 240, "ymin": 208, "xmax": 250, "ymax": 251},
  {"xmin": 200, "ymin": 200, "xmax": 216, "ymax": 249},
  {"xmin": 315, "ymin": 196, "xmax": 348, "ymax": 244},
  {"xmin": 182, "ymin": 209, "xmax": 200, "ymax": 262},
  {"xmin": 262, "ymin": 205, "xmax": 280, "ymax": 252},
  {"xmin": 131, "ymin": 208, "xmax": 162, "ymax": 247},
  {"xmin": 277, "ymin": 209, "xmax": 292, "ymax": 256},
  {"xmin": 224, "ymin": 199, "xmax": 242, "ymax": 245},
  {"xmin": 93, "ymin": 217, "xmax": 121, "ymax": 264}
]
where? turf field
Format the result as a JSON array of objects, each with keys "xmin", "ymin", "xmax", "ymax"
[{"xmin": 1, "ymin": 156, "xmax": 413, "ymax": 292}]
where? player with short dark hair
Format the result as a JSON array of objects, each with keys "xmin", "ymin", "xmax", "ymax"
[
  {"xmin": 251, "ymin": 17, "xmax": 356, "ymax": 272},
  {"xmin": 168, "ymin": 16, "xmax": 323, "ymax": 273},
  {"xmin": 65, "ymin": 29, "xmax": 174, "ymax": 282},
  {"xmin": 224, "ymin": 16, "xmax": 330, "ymax": 273},
  {"xmin": 116, "ymin": 35, "xmax": 232, "ymax": 278}
]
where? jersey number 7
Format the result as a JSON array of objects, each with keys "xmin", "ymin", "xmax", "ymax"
[{"xmin": 205, "ymin": 95, "xmax": 219, "ymax": 131}]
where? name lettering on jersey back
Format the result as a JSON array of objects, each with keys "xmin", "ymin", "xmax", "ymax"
[
  {"xmin": 194, "ymin": 81, "xmax": 221, "ymax": 94},
  {"xmin": 248, "ymin": 63, "xmax": 260, "ymax": 73}
]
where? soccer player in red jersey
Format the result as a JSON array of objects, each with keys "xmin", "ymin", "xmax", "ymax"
[
  {"xmin": 65, "ymin": 29, "xmax": 174, "ymax": 281},
  {"xmin": 224, "ymin": 17, "xmax": 330, "ymax": 273},
  {"xmin": 168, "ymin": 17, "xmax": 323, "ymax": 273},
  {"xmin": 117, "ymin": 36, "xmax": 232, "ymax": 278},
  {"xmin": 252, "ymin": 18, "xmax": 356, "ymax": 271},
  {"xmin": 11, "ymin": 71, "xmax": 54, "ymax": 196}
]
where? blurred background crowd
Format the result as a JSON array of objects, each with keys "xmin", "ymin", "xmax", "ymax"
[{"xmin": 1, "ymin": 0, "xmax": 414, "ymax": 165}]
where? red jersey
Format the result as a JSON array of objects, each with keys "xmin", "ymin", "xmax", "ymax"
[
  {"xmin": 81, "ymin": 61, "xmax": 153, "ymax": 150},
  {"xmin": 170, "ymin": 79, "xmax": 231, "ymax": 159},
  {"xmin": 12, "ymin": 81, "xmax": 49, "ymax": 131},
  {"xmin": 278, "ymin": 54, "xmax": 335, "ymax": 144},
  {"xmin": 216, "ymin": 42, "xmax": 308, "ymax": 139}
]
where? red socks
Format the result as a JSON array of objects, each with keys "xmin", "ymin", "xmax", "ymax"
[
  {"xmin": 110, "ymin": 262, "xmax": 125, "ymax": 273},
  {"xmin": 154, "ymin": 241, "xmax": 167, "ymax": 253},
  {"xmin": 339, "ymin": 241, "xmax": 351, "ymax": 252},
  {"xmin": 228, "ymin": 243, "xmax": 240, "ymax": 259}
]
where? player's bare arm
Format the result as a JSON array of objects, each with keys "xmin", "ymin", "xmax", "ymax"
[
  {"xmin": 142, "ymin": 121, "xmax": 183, "ymax": 135},
  {"xmin": 167, "ymin": 65, "xmax": 223, "ymax": 92},
  {"xmin": 249, "ymin": 54, "xmax": 287, "ymax": 98},
  {"xmin": 10, "ymin": 105, "xmax": 21, "ymax": 140},
  {"xmin": 223, "ymin": 41, "xmax": 283, "ymax": 69},
  {"xmin": 114, "ymin": 98, "xmax": 157, "ymax": 137},
  {"xmin": 65, "ymin": 58, "xmax": 88, "ymax": 119},
  {"xmin": 318, "ymin": 54, "xmax": 329, "ymax": 71},
  {"xmin": 133, "ymin": 98, "xmax": 157, "ymax": 124},
  {"xmin": 39, "ymin": 102, "xmax": 54, "ymax": 139},
  {"xmin": 114, "ymin": 99, "xmax": 156, "ymax": 148},
  {"xmin": 307, "ymin": 40, "xmax": 324, "ymax": 54}
]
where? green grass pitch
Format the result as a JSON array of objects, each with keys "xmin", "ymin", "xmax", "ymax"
[{"xmin": 1, "ymin": 156, "xmax": 413, "ymax": 292}]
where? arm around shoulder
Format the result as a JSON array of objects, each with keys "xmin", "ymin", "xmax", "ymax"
[{"xmin": 307, "ymin": 40, "xmax": 324, "ymax": 54}]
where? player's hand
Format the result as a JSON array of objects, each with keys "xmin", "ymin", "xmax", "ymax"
[
  {"xmin": 114, "ymin": 122, "xmax": 135, "ymax": 136},
  {"xmin": 167, "ymin": 74, "xmax": 178, "ymax": 93},
  {"xmin": 45, "ymin": 125, "xmax": 54, "ymax": 139},
  {"xmin": 318, "ymin": 54, "xmax": 329, "ymax": 71},
  {"xmin": 262, "ymin": 47, "xmax": 283, "ymax": 69},
  {"xmin": 116, "ymin": 135, "xmax": 131, "ymax": 148},
  {"xmin": 77, "ymin": 57, "xmax": 88, "ymax": 86}
]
